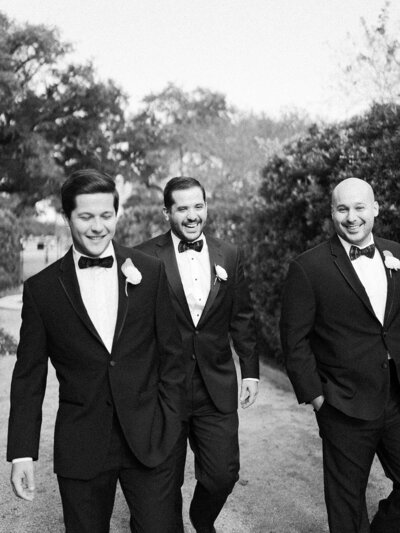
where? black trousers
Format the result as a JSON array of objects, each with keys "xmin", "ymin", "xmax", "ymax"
[
  {"xmin": 316, "ymin": 360, "xmax": 400, "ymax": 533},
  {"xmin": 174, "ymin": 364, "xmax": 240, "ymax": 532},
  {"xmin": 57, "ymin": 415, "xmax": 178, "ymax": 533}
]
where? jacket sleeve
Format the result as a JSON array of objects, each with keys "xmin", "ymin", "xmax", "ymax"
[
  {"xmin": 154, "ymin": 262, "xmax": 186, "ymax": 419},
  {"xmin": 7, "ymin": 282, "xmax": 49, "ymax": 461},
  {"xmin": 229, "ymin": 248, "xmax": 259, "ymax": 379},
  {"xmin": 280, "ymin": 260, "xmax": 322, "ymax": 404}
]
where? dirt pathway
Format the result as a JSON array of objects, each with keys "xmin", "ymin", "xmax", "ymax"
[{"xmin": 0, "ymin": 304, "xmax": 391, "ymax": 532}]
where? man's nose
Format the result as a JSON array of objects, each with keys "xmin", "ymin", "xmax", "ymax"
[
  {"xmin": 91, "ymin": 218, "xmax": 104, "ymax": 232},
  {"xmin": 186, "ymin": 209, "xmax": 197, "ymax": 220},
  {"xmin": 346, "ymin": 208, "xmax": 357, "ymax": 222}
]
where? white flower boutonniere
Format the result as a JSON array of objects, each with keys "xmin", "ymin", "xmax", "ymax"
[
  {"xmin": 214, "ymin": 264, "xmax": 228, "ymax": 285},
  {"xmin": 383, "ymin": 250, "xmax": 400, "ymax": 277},
  {"xmin": 121, "ymin": 258, "xmax": 142, "ymax": 295}
]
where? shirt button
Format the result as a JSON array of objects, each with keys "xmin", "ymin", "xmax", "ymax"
[{"xmin": 110, "ymin": 360, "xmax": 116, "ymax": 367}]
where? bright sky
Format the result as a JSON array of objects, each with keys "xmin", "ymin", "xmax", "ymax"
[{"xmin": 1, "ymin": 0, "xmax": 399, "ymax": 121}]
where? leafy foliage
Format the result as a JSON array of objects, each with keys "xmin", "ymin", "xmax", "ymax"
[
  {"xmin": 0, "ymin": 327, "xmax": 17, "ymax": 356},
  {"xmin": 0, "ymin": 11, "xmax": 127, "ymax": 209},
  {"xmin": 340, "ymin": 1, "xmax": 400, "ymax": 110},
  {"xmin": 0, "ymin": 208, "xmax": 21, "ymax": 290},
  {"xmin": 115, "ymin": 185, "xmax": 168, "ymax": 246},
  {"xmin": 118, "ymin": 83, "xmax": 309, "ymax": 195}
]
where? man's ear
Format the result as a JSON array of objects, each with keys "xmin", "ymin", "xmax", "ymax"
[
  {"xmin": 162, "ymin": 207, "xmax": 170, "ymax": 222},
  {"xmin": 373, "ymin": 201, "xmax": 379, "ymax": 217}
]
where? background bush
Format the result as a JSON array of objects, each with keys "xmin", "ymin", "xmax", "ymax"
[
  {"xmin": 0, "ymin": 209, "xmax": 22, "ymax": 291},
  {"xmin": 0, "ymin": 328, "xmax": 17, "ymax": 355}
]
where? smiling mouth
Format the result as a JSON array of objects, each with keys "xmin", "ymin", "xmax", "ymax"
[
  {"xmin": 184, "ymin": 223, "xmax": 200, "ymax": 229},
  {"xmin": 345, "ymin": 224, "xmax": 363, "ymax": 231}
]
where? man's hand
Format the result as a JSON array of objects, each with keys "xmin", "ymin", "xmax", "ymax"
[
  {"xmin": 11, "ymin": 461, "xmax": 35, "ymax": 501},
  {"xmin": 240, "ymin": 380, "xmax": 259, "ymax": 409},
  {"xmin": 311, "ymin": 395, "xmax": 325, "ymax": 412}
]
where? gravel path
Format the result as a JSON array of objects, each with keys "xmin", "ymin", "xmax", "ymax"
[{"xmin": 0, "ymin": 303, "xmax": 391, "ymax": 532}]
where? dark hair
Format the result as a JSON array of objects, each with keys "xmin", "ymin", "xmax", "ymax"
[
  {"xmin": 164, "ymin": 177, "xmax": 206, "ymax": 210},
  {"xmin": 61, "ymin": 169, "xmax": 119, "ymax": 219}
]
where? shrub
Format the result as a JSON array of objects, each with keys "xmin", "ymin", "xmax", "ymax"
[
  {"xmin": 0, "ymin": 327, "xmax": 17, "ymax": 355},
  {"xmin": 0, "ymin": 208, "xmax": 22, "ymax": 290}
]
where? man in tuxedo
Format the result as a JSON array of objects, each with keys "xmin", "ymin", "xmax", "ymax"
[
  {"xmin": 7, "ymin": 169, "xmax": 185, "ymax": 532},
  {"xmin": 280, "ymin": 177, "xmax": 400, "ymax": 533},
  {"xmin": 136, "ymin": 177, "xmax": 259, "ymax": 533}
]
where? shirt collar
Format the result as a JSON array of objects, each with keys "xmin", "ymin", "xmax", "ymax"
[
  {"xmin": 72, "ymin": 241, "xmax": 116, "ymax": 268},
  {"xmin": 171, "ymin": 231, "xmax": 207, "ymax": 254},
  {"xmin": 337, "ymin": 234, "xmax": 375, "ymax": 256}
]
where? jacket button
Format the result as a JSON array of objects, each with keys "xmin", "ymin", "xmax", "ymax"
[
  {"xmin": 110, "ymin": 360, "xmax": 116, "ymax": 367},
  {"xmin": 194, "ymin": 331, "xmax": 199, "ymax": 335},
  {"xmin": 382, "ymin": 331, "xmax": 387, "ymax": 337},
  {"xmin": 381, "ymin": 362, "xmax": 388, "ymax": 369},
  {"xmin": 191, "ymin": 354, "xmax": 196, "ymax": 360}
]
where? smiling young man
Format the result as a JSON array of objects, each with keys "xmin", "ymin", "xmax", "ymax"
[
  {"xmin": 136, "ymin": 177, "xmax": 259, "ymax": 533},
  {"xmin": 7, "ymin": 169, "xmax": 185, "ymax": 533},
  {"xmin": 280, "ymin": 177, "xmax": 400, "ymax": 532}
]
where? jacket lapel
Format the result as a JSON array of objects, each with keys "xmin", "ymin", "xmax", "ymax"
[
  {"xmin": 197, "ymin": 236, "xmax": 224, "ymax": 327},
  {"xmin": 58, "ymin": 247, "xmax": 105, "ymax": 347},
  {"xmin": 375, "ymin": 237, "xmax": 397, "ymax": 327},
  {"xmin": 112, "ymin": 244, "xmax": 130, "ymax": 350},
  {"xmin": 330, "ymin": 235, "xmax": 377, "ymax": 319},
  {"xmin": 155, "ymin": 232, "xmax": 193, "ymax": 322}
]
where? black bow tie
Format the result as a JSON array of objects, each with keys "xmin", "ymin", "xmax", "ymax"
[
  {"xmin": 178, "ymin": 239, "xmax": 204, "ymax": 253},
  {"xmin": 78, "ymin": 255, "xmax": 114, "ymax": 269},
  {"xmin": 349, "ymin": 244, "xmax": 375, "ymax": 261}
]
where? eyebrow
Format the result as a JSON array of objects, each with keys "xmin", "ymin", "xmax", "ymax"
[
  {"xmin": 78, "ymin": 209, "xmax": 115, "ymax": 215},
  {"xmin": 335, "ymin": 201, "xmax": 366, "ymax": 207}
]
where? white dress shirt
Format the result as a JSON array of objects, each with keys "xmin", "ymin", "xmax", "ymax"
[
  {"xmin": 171, "ymin": 232, "xmax": 210, "ymax": 326},
  {"xmin": 338, "ymin": 235, "xmax": 387, "ymax": 325},
  {"xmin": 73, "ymin": 242, "xmax": 119, "ymax": 353}
]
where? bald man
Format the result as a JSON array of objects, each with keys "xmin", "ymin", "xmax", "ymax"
[{"xmin": 280, "ymin": 178, "xmax": 400, "ymax": 533}]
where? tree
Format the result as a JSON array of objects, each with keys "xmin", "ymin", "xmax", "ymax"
[
  {"xmin": 0, "ymin": 207, "xmax": 22, "ymax": 290},
  {"xmin": 340, "ymin": 1, "xmax": 400, "ymax": 109},
  {"xmin": 113, "ymin": 84, "xmax": 310, "ymax": 259},
  {"xmin": 0, "ymin": 11, "xmax": 127, "ymax": 209},
  {"xmin": 117, "ymin": 84, "xmax": 310, "ymax": 198},
  {"xmin": 0, "ymin": 13, "xmax": 67, "ymax": 205}
]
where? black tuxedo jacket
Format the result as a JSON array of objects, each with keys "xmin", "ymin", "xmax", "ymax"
[
  {"xmin": 136, "ymin": 232, "xmax": 259, "ymax": 413},
  {"xmin": 280, "ymin": 234, "xmax": 400, "ymax": 420},
  {"xmin": 7, "ymin": 242, "xmax": 185, "ymax": 479}
]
